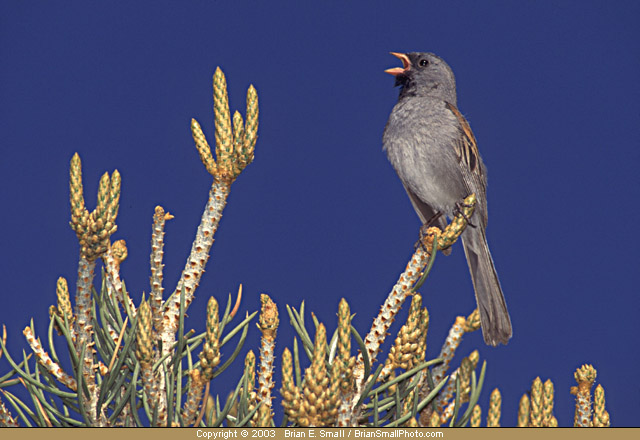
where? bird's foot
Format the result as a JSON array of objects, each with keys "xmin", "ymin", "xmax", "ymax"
[
  {"xmin": 454, "ymin": 201, "xmax": 476, "ymax": 228},
  {"xmin": 415, "ymin": 218, "xmax": 442, "ymax": 253}
]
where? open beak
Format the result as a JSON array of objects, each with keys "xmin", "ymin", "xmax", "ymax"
[{"xmin": 385, "ymin": 52, "xmax": 411, "ymax": 76}]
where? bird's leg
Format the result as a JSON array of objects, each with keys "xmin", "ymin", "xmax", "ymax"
[
  {"xmin": 425, "ymin": 211, "xmax": 443, "ymax": 228},
  {"xmin": 414, "ymin": 211, "xmax": 444, "ymax": 252},
  {"xmin": 454, "ymin": 201, "xmax": 476, "ymax": 228}
]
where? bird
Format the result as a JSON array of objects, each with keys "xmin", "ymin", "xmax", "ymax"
[{"xmin": 382, "ymin": 52, "xmax": 512, "ymax": 346}]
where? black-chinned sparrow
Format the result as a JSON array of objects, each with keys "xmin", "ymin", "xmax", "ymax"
[{"xmin": 383, "ymin": 52, "xmax": 512, "ymax": 346}]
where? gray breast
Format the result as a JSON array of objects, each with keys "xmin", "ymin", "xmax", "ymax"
[{"xmin": 383, "ymin": 97, "xmax": 467, "ymax": 217}]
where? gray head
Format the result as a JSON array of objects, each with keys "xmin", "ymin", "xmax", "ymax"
[{"xmin": 385, "ymin": 52, "xmax": 457, "ymax": 103}]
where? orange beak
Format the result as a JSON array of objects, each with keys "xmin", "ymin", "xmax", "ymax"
[{"xmin": 385, "ymin": 52, "xmax": 411, "ymax": 76}]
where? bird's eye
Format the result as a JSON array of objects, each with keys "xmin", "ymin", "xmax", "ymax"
[{"xmin": 419, "ymin": 59, "xmax": 429, "ymax": 67}]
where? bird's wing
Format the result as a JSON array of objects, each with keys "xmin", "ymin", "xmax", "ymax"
[{"xmin": 445, "ymin": 102, "xmax": 488, "ymax": 226}]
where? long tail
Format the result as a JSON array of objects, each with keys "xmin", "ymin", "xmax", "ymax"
[{"xmin": 461, "ymin": 227, "xmax": 512, "ymax": 346}]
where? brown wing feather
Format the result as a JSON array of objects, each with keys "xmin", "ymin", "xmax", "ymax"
[{"xmin": 445, "ymin": 102, "xmax": 488, "ymax": 226}]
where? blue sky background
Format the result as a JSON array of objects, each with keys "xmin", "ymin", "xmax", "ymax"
[{"xmin": 1, "ymin": 1, "xmax": 638, "ymax": 427}]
